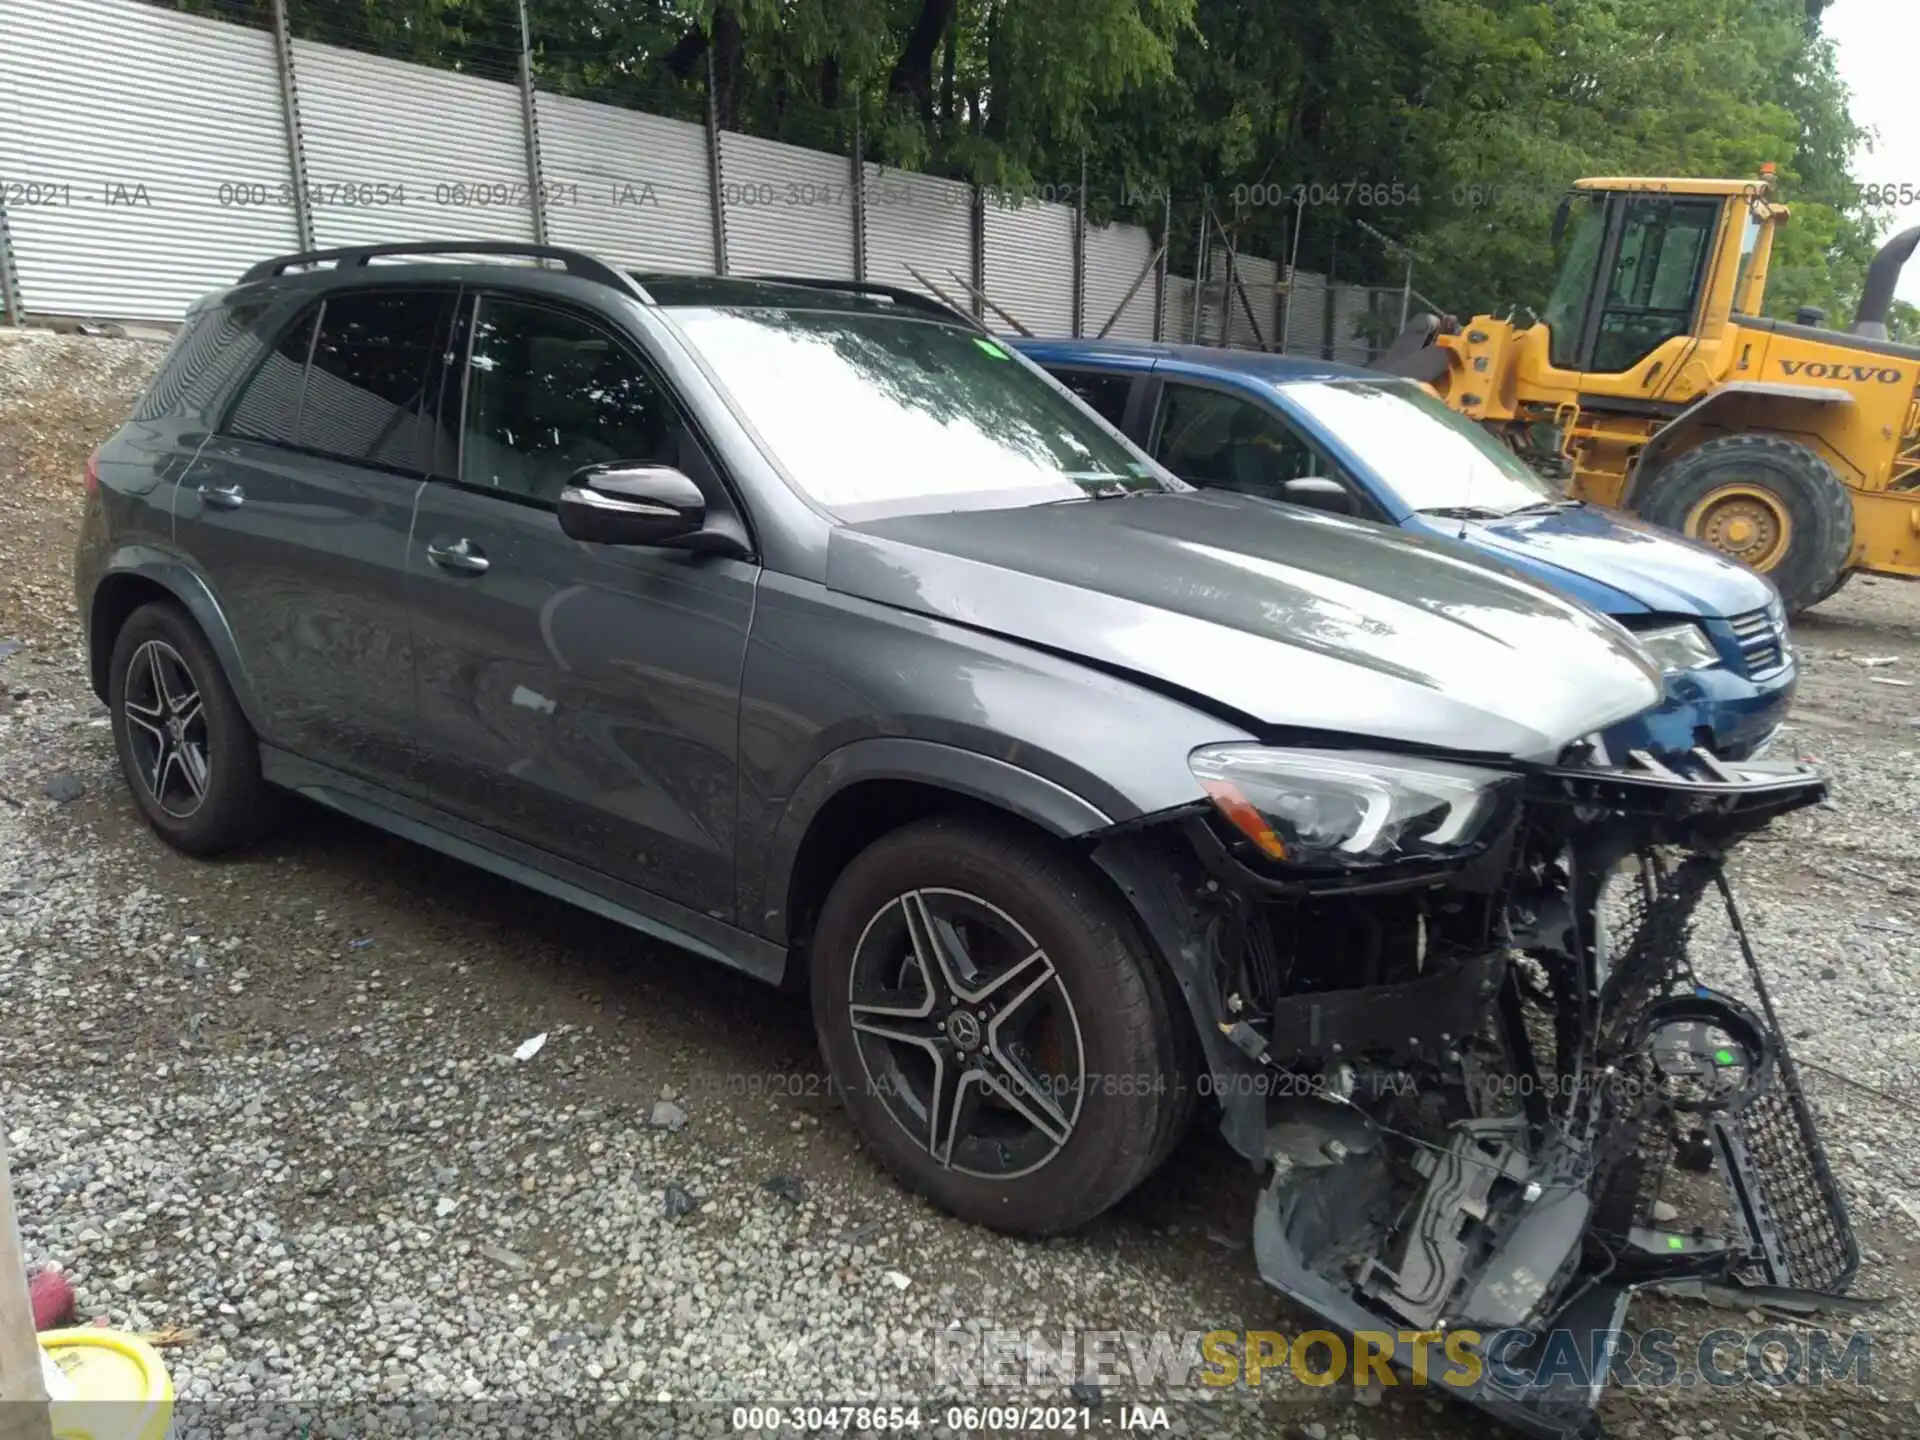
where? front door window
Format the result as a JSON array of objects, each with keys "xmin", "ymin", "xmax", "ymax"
[
  {"xmin": 462, "ymin": 296, "xmax": 684, "ymax": 504},
  {"xmin": 1153, "ymin": 383, "xmax": 1337, "ymax": 500}
]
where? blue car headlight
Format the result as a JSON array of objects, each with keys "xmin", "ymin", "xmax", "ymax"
[
  {"xmin": 1189, "ymin": 745, "xmax": 1520, "ymax": 873},
  {"xmin": 1632, "ymin": 621, "xmax": 1720, "ymax": 674}
]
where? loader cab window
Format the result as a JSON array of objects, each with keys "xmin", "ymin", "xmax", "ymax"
[
  {"xmin": 1589, "ymin": 196, "xmax": 1719, "ymax": 373},
  {"xmin": 1544, "ymin": 192, "xmax": 1606, "ymax": 370},
  {"xmin": 1544, "ymin": 192, "xmax": 1720, "ymax": 375}
]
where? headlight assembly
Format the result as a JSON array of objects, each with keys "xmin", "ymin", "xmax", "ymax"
[
  {"xmin": 1188, "ymin": 745, "xmax": 1520, "ymax": 875},
  {"xmin": 1631, "ymin": 621, "xmax": 1720, "ymax": 674}
]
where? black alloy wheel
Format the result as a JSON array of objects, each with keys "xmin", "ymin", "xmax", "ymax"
[
  {"xmin": 811, "ymin": 817, "xmax": 1190, "ymax": 1236},
  {"xmin": 108, "ymin": 601, "xmax": 276, "ymax": 855},
  {"xmin": 847, "ymin": 885, "xmax": 1086, "ymax": 1178}
]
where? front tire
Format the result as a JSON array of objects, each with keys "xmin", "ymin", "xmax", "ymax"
[
  {"xmin": 810, "ymin": 817, "xmax": 1180, "ymax": 1236},
  {"xmin": 1635, "ymin": 433, "xmax": 1853, "ymax": 615},
  {"xmin": 108, "ymin": 601, "xmax": 275, "ymax": 855}
]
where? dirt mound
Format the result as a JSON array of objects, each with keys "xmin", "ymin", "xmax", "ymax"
[{"xmin": 0, "ymin": 329, "xmax": 164, "ymax": 649}]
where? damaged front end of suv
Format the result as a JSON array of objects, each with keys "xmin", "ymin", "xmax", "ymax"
[{"xmin": 1093, "ymin": 741, "xmax": 1856, "ymax": 1439}]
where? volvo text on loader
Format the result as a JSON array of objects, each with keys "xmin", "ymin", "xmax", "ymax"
[{"xmin": 1382, "ymin": 170, "xmax": 1920, "ymax": 612}]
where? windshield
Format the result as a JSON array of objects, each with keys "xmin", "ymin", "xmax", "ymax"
[
  {"xmin": 1281, "ymin": 379, "xmax": 1563, "ymax": 517},
  {"xmin": 667, "ymin": 307, "xmax": 1170, "ymax": 519}
]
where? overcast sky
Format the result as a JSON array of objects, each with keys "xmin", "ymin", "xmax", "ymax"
[{"xmin": 1826, "ymin": 0, "xmax": 1920, "ymax": 304}]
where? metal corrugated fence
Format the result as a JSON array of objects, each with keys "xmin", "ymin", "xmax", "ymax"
[
  {"xmin": 1330, "ymin": 284, "xmax": 1378, "ymax": 364},
  {"xmin": 1161, "ymin": 276, "xmax": 1196, "ymax": 344},
  {"xmin": 719, "ymin": 132, "xmax": 857, "ymax": 281},
  {"xmin": 982, "ymin": 196, "xmax": 1076, "ymax": 336},
  {"xmin": 1285, "ymin": 270, "xmax": 1328, "ymax": 356},
  {"xmin": 862, "ymin": 165, "xmax": 973, "ymax": 306},
  {"xmin": 293, "ymin": 41, "xmax": 535, "ymax": 251},
  {"xmin": 537, "ymin": 97, "xmax": 715, "ymax": 273},
  {"xmin": 0, "ymin": 0, "xmax": 298, "ymax": 317},
  {"xmin": 1082, "ymin": 223, "xmax": 1156, "ymax": 341},
  {"xmin": 1233, "ymin": 257, "xmax": 1279, "ymax": 349},
  {"xmin": 0, "ymin": 0, "xmax": 1366, "ymax": 338}
]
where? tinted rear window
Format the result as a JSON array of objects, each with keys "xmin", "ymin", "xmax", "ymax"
[
  {"xmin": 228, "ymin": 305, "xmax": 316, "ymax": 444},
  {"xmin": 298, "ymin": 290, "xmax": 452, "ymax": 471}
]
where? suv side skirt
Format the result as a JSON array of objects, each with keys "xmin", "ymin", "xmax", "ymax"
[{"xmin": 261, "ymin": 749, "xmax": 790, "ymax": 985}]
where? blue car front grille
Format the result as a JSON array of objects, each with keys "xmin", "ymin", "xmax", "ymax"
[{"xmin": 1727, "ymin": 607, "xmax": 1786, "ymax": 677}]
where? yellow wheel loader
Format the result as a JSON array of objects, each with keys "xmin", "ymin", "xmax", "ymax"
[{"xmin": 1382, "ymin": 171, "xmax": 1920, "ymax": 612}]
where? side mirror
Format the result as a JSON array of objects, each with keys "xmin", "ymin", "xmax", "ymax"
[
  {"xmin": 1283, "ymin": 476, "xmax": 1354, "ymax": 516},
  {"xmin": 1550, "ymin": 196, "xmax": 1571, "ymax": 248},
  {"xmin": 558, "ymin": 463, "xmax": 705, "ymax": 546}
]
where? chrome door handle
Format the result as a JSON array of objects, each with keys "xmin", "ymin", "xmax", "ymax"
[
  {"xmin": 425, "ymin": 537, "xmax": 490, "ymax": 575},
  {"xmin": 197, "ymin": 482, "xmax": 245, "ymax": 510}
]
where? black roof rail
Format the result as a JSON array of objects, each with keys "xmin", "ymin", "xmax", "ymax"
[
  {"xmin": 238, "ymin": 241, "xmax": 649, "ymax": 298},
  {"xmin": 746, "ymin": 275, "xmax": 984, "ymax": 331}
]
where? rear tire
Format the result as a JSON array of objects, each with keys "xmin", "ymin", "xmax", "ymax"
[
  {"xmin": 1635, "ymin": 434, "xmax": 1853, "ymax": 616},
  {"xmin": 108, "ymin": 601, "xmax": 276, "ymax": 855},
  {"xmin": 810, "ymin": 816, "xmax": 1182, "ymax": 1236}
]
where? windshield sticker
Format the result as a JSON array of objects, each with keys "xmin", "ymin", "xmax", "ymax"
[{"xmin": 973, "ymin": 338, "xmax": 1010, "ymax": 359}]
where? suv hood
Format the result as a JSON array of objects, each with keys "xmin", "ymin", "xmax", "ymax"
[
  {"xmin": 1462, "ymin": 504, "xmax": 1778, "ymax": 617},
  {"xmin": 829, "ymin": 491, "xmax": 1662, "ymax": 762}
]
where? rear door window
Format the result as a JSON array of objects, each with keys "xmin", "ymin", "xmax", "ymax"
[{"xmin": 298, "ymin": 289, "xmax": 454, "ymax": 472}]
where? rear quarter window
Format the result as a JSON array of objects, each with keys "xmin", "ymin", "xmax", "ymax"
[{"xmin": 131, "ymin": 303, "xmax": 269, "ymax": 422}]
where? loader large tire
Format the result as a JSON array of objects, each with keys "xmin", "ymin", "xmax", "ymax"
[
  {"xmin": 1636, "ymin": 434, "xmax": 1853, "ymax": 616},
  {"xmin": 1809, "ymin": 567, "xmax": 1855, "ymax": 610}
]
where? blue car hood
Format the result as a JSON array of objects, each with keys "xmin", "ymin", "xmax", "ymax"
[{"xmin": 1458, "ymin": 506, "xmax": 1778, "ymax": 618}]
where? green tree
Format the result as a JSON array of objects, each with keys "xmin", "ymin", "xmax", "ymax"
[{"xmin": 1396, "ymin": 0, "xmax": 1871, "ymax": 319}]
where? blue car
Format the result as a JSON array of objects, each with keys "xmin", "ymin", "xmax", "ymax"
[{"xmin": 1016, "ymin": 339, "xmax": 1795, "ymax": 761}]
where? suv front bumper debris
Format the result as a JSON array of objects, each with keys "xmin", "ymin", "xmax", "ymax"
[{"xmin": 1096, "ymin": 750, "xmax": 1855, "ymax": 1439}]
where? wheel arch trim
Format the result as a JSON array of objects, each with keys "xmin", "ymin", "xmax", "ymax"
[
  {"xmin": 87, "ymin": 546, "xmax": 263, "ymax": 730},
  {"xmin": 756, "ymin": 737, "xmax": 1116, "ymax": 946}
]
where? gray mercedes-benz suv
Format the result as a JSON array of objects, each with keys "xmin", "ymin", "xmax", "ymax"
[{"xmin": 76, "ymin": 243, "xmax": 1854, "ymax": 1435}]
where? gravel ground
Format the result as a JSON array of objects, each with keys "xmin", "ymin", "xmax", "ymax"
[{"xmin": 3, "ymin": 326, "xmax": 1919, "ymax": 1439}]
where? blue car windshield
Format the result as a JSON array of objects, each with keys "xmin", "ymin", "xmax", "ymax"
[
  {"xmin": 668, "ymin": 307, "xmax": 1174, "ymax": 519},
  {"xmin": 1283, "ymin": 379, "xmax": 1565, "ymax": 517}
]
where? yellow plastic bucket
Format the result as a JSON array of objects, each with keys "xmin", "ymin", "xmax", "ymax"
[{"xmin": 36, "ymin": 1329, "xmax": 175, "ymax": 1440}]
